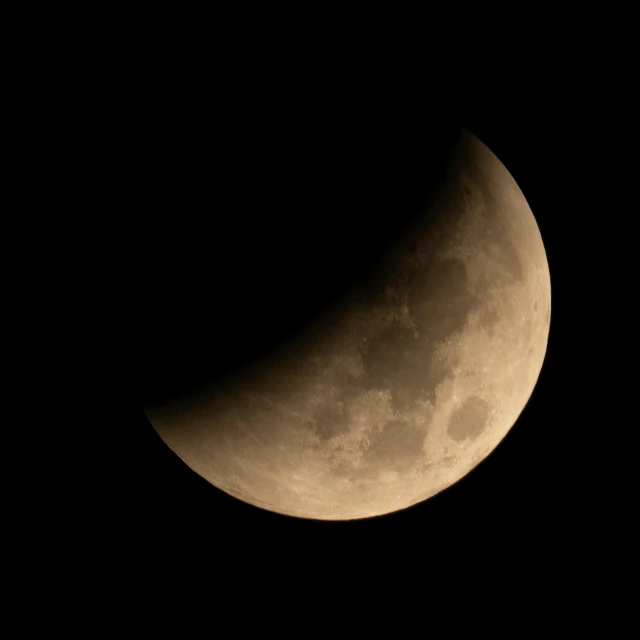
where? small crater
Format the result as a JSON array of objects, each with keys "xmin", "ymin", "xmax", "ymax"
[
  {"xmin": 447, "ymin": 396, "xmax": 490, "ymax": 441},
  {"xmin": 441, "ymin": 455, "xmax": 456, "ymax": 468}
]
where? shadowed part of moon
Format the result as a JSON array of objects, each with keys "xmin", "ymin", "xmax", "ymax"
[{"xmin": 447, "ymin": 396, "xmax": 490, "ymax": 441}]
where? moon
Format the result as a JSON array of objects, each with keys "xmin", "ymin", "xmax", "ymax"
[{"xmin": 144, "ymin": 129, "xmax": 551, "ymax": 520}]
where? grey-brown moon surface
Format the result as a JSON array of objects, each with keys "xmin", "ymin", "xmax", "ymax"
[{"xmin": 144, "ymin": 129, "xmax": 551, "ymax": 520}]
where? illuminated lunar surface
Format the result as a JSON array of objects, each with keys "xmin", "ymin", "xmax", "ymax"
[{"xmin": 145, "ymin": 129, "xmax": 551, "ymax": 520}]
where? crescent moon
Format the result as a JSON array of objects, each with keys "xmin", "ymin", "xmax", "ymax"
[{"xmin": 144, "ymin": 129, "xmax": 551, "ymax": 520}]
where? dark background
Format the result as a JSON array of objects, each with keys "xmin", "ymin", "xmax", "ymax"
[{"xmin": 76, "ymin": 60, "xmax": 608, "ymax": 577}]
